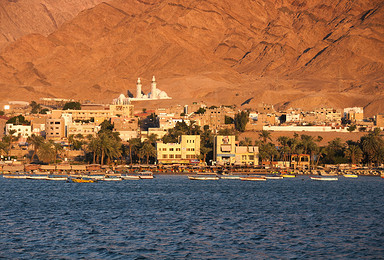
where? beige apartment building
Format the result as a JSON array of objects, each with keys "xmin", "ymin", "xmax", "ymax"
[
  {"xmin": 67, "ymin": 122, "xmax": 99, "ymax": 137},
  {"xmin": 213, "ymin": 135, "xmax": 259, "ymax": 165},
  {"xmin": 156, "ymin": 135, "xmax": 200, "ymax": 164},
  {"xmin": 50, "ymin": 104, "xmax": 134, "ymax": 125},
  {"xmin": 46, "ymin": 118, "xmax": 65, "ymax": 141}
]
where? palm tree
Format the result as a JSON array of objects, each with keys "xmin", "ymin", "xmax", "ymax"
[
  {"xmin": 49, "ymin": 140, "xmax": 63, "ymax": 164},
  {"xmin": 87, "ymin": 136, "xmax": 100, "ymax": 164},
  {"xmin": 200, "ymin": 146, "xmax": 212, "ymax": 164},
  {"xmin": 345, "ymin": 145, "xmax": 363, "ymax": 165},
  {"xmin": 27, "ymin": 134, "xmax": 45, "ymax": 162},
  {"xmin": 128, "ymin": 138, "xmax": 142, "ymax": 164},
  {"xmin": 3, "ymin": 129, "xmax": 18, "ymax": 156},
  {"xmin": 139, "ymin": 142, "xmax": 156, "ymax": 164},
  {"xmin": 37, "ymin": 141, "xmax": 55, "ymax": 163},
  {"xmin": 277, "ymin": 136, "xmax": 290, "ymax": 162},
  {"xmin": 259, "ymin": 130, "xmax": 272, "ymax": 144}
]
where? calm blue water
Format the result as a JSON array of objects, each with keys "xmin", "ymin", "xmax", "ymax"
[{"xmin": 0, "ymin": 176, "xmax": 383, "ymax": 259}]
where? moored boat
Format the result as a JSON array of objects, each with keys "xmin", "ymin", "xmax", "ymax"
[
  {"xmin": 71, "ymin": 178, "xmax": 97, "ymax": 183},
  {"xmin": 265, "ymin": 176, "xmax": 284, "ymax": 180},
  {"xmin": 45, "ymin": 177, "xmax": 68, "ymax": 181},
  {"xmin": 26, "ymin": 176, "xmax": 49, "ymax": 180},
  {"xmin": 121, "ymin": 175, "xmax": 140, "ymax": 180},
  {"xmin": 3, "ymin": 175, "xmax": 28, "ymax": 179},
  {"xmin": 240, "ymin": 176, "xmax": 267, "ymax": 181},
  {"xmin": 220, "ymin": 176, "xmax": 241, "ymax": 180},
  {"xmin": 282, "ymin": 174, "xmax": 296, "ymax": 178},
  {"xmin": 343, "ymin": 174, "xmax": 358, "ymax": 178},
  {"xmin": 310, "ymin": 176, "xmax": 338, "ymax": 181},
  {"xmin": 101, "ymin": 177, "xmax": 122, "ymax": 181},
  {"xmin": 188, "ymin": 176, "xmax": 219, "ymax": 180},
  {"xmin": 139, "ymin": 171, "xmax": 154, "ymax": 179}
]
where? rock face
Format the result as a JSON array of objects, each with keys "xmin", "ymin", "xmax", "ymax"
[
  {"xmin": 0, "ymin": 0, "xmax": 383, "ymax": 115},
  {"xmin": 0, "ymin": 0, "xmax": 107, "ymax": 50}
]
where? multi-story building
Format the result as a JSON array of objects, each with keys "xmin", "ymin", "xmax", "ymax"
[
  {"xmin": 45, "ymin": 118, "xmax": 65, "ymax": 140},
  {"xmin": 156, "ymin": 135, "xmax": 200, "ymax": 164},
  {"xmin": 5, "ymin": 124, "xmax": 32, "ymax": 139},
  {"xmin": 67, "ymin": 122, "xmax": 99, "ymax": 137},
  {"xmin": 344, "ymin": 107, "xmax": 364, "ymax": 123},
  {"xmin": 375, "ymin": 114, "xmax": 384, "ymax": 128},
  {"xmin": 213, "ymin": 135, "xmax": 259, "ymax": 165}
]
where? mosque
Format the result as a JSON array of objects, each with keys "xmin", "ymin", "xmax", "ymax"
[{"xmin": 113, "ymin": 76, "xmax": 171, "ymax": 105}]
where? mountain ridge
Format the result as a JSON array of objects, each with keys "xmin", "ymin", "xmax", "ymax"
[{"xmin": 0, "ymin": 0, "xmax": 383, "ymax": 115}]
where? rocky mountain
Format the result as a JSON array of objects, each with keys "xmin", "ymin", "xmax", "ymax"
[
  {"xmin": 0, "ymin": 0, "xmax": 107, "ymax": 50},
  {"xmin": 0, "ymin": 0, "xmax": 383, "ymax": 115}
]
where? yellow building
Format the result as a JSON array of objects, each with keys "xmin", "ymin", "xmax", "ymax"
[
  {"xmin": 213, "ymin": 135, "xmax": 259, "ymax": 165},
  {"xmin": 156, "ymin": 135, "xmax": 200, "ymax": 164}
]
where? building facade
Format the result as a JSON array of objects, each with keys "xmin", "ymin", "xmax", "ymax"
[
  {"xmin": 213, "ymin": 135, "xmax": 259, "ymax": 165},
  {"xmin": 156, "ymin": 135, "xmax": 200, "ymax": 164}
]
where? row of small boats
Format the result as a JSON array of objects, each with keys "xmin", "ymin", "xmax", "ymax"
[
  {"xmin": 188, "ymin": 174, "xmax": 359, "ymax": 181},
  {"xmin": 2, "ymin": 171, "xmax": 154, "ymax": 182}
]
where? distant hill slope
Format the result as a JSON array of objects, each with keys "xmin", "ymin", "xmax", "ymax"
[
  {"xmin": 0, "ymin": 0, "xmax": 107, "ymax": 50},
  {"xmin": 0, "ymin": 0, "xmax": 383, "ymax": 115}
]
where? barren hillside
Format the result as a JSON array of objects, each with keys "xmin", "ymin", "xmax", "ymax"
[
  {"xmin": 0, "ymin": 0, "xmax": 383, "ymax": 115},
  {"xmin": 0, "ymin": 0, "xmax": 107, "ymax": 50}
]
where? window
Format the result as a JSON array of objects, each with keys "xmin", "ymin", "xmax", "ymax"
[
  {"xmin": 169, "ymin": 154, "xmax": 174, "ymax": 159},
  {"xmin": 162, "ymin": 154, "xmax": 168, "ymax": 159},
  {"xmin": 162, "ymin": 148, "xmax": 167, "ymax": 151},
  {"xmin": 176, "ymin": 148, "xmax": 180, "ymax": 151},
  {"xmin": 248, "ymin": 155, "xmax": 254, "ymax": 160},
  {"xmin": 242, "ymin": 155, "xmax": 247, "ymax": 160},
  {"xmin": 170, "ymin": 148, "xmax": 174, "ymax": 151},
  {"xmin": 175, "ymin": 155, "xmax": 181, "ymax": 158}
]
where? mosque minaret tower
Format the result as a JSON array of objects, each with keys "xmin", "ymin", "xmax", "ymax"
[
  {"xmin": 136, "ymin": 77, "xmax": 142, "ymax": 98},
  {"xmin": 151, "ymin": 75, "xmax": 157, "ymax": 99}
]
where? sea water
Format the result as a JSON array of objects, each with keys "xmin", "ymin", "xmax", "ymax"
[{"xmin": 0, "ymin": 176, "xmax": 383, "ymax": 259}]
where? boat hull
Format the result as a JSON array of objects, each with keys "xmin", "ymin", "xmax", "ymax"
[{"xmin": 311, "ymin": 177, "xmax": 338, "ymax": 181}]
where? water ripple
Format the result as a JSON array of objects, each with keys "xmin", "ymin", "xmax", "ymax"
[{"xmin": 0, "ymin": 176, "xmax": 383, "ymax": 258}]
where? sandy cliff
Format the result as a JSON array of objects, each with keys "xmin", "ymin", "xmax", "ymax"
[{"xmin": 0, "ymin": 0, "xmax": 383, "ymax": 115}]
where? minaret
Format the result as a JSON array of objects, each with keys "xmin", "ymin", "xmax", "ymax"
[
  {"xmin": 136, "ymin": 77, "xmax": 142, "ymax": 98},
  {"xmin": 151, "ymin": 75, "xmax": 157, "ymax": 99}
]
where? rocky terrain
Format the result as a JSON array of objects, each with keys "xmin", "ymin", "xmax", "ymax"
[
  {"xmin": 0, "ymin": 0, "xmax": 383, "ymax": 115},
  {"xmin": 0, "ymin": 0, "xmax": 107, "ymax": 50}
]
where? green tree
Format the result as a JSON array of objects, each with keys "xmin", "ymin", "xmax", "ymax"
[
  {"xmin": 30, "ymin": 101, "xmax": 41, "ymax": 114},
  {"xmin": 6, "ymin": 115, "xmax": 30, "ymax": 125},
  {"xmin": 195, "ymin": 107, "xmax": 206, "ymax": 114},
  {"xmin": 347, "ymin": 125, "xmax": 357, "ymax": 132},
  {"xmin": 139, "ymin": 142, "xmax": 157, "ymax": 164},
  {"xmin": 63, "ymin": 102, "xmax": 81, "ymax": 110},
  {"xmin": 259, "ymin": 130, "xmax": 272, "ymax": 144},
  {"xmin": 234, "ymin": 111, "xmax": 249, "ymax": 132},
  {"xmin": 345, "ymin": 144, "xmax": 363, "ymax": 165},
  {"xmin": 27, "ymin": 134, "xmax": 45, "ymax": 162},
  {"xmin": 225, "ymin": 115, "xmax": 234, "ymax": 124},
  {"xmin": 361, "ymin": 128, "xmax": 384, "ymax": 166},
  {"xmin": 127, "ymin": 138, "xmax": 142, "ymax": 164},
  {"xmin": 37, "ymin": 141, "xmax": 55, "ymax": 163}
]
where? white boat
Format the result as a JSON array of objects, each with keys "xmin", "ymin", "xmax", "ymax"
[
  {"xmin": 265, "ymin": 176, "xmax": 284, "ymax": 180},
  {"xmin": 188, "ymin": 176, "xmax": 219, "ymax": 180},
  {"xmin": 3, "ymin": 175, "xmax": 28, "ymax": 179},
  {"xmin": 220, "ymin": 176, "xmax": 241, "ymax": 180},
  {"xmin": 26, "ymin": 176, "xmax": 49, "ymax": 180},
  {"xmin": 45, "ymin": 177, "xmax": 68, "ymax": 181},
  {"xmin": 101, "ymin": 177, "xmax": 122, "ymax": 181},
  {"xmin": 139, "ymin": 171, "xmax": 154, "ymax": 179},
  {"xmin": 240, "ymin": 176, "xmax": 267, "ymax": 181},
  {"xmin": 121, "ymin": 175, "xmax": 140, "ymax": 180},
  {"xmin": 310, "ymin": 176, "xmax": 338, "ymax": 181}
]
